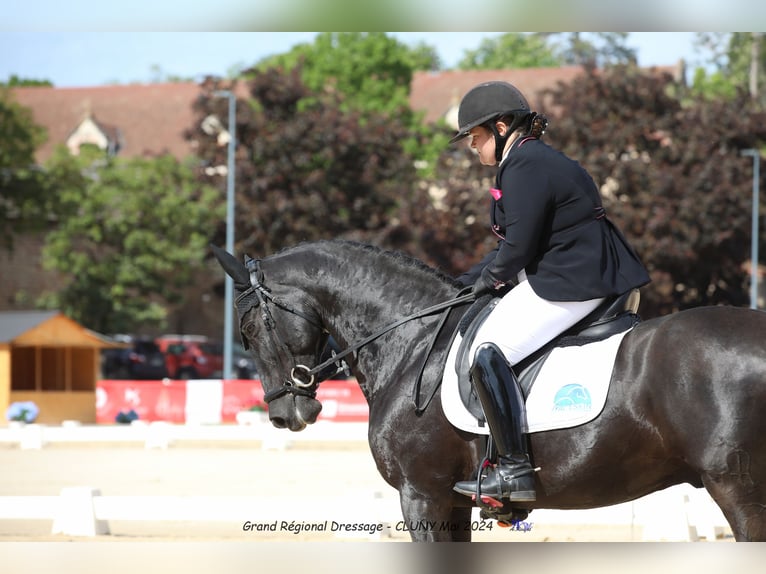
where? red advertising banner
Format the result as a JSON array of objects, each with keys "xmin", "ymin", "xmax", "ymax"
[
  {"xmin": 96, "ymin": 379, "xmax": 368, "ymax": 424},
  {"xmin": 96, "ymin": 379, "xmax": 187, "ymax": 423}
]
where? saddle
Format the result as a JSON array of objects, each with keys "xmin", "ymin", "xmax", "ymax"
[{"xmin": 456, "ymin": 289, "xmax": 642, "ymax": 422}]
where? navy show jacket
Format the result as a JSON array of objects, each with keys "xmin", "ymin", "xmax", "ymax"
[{"xmin": 458, "ymin": 136, "xmax": 650, "ymax": 301}]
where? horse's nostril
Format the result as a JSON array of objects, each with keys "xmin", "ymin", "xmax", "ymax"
[{"xmin": 270, "ymin": 417, "xmax": 287, "ymax": 429}]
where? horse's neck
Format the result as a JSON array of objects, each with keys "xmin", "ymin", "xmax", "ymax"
[
  {"xmin": 326, "ymin": 259, "xmax": 448, "ymax": 337},
  {"xmin": 274, "ymin": 244, "xmax": 456, "ymax": 391},
  {"xmin": 321, "ymin": 282, "xmax": 439, "ymax": 398}
]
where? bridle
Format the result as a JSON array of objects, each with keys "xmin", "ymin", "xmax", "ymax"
[
  {"xmin": 235, "ymin": 256, "xmax": 328, "ymax": 404},
  {"xmin": 235, "ymin": 255, "xmax": 474, "ymax": 406}
]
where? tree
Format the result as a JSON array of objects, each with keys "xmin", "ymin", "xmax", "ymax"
[
  {"xmin": 249, "ymin": 32, "xmax": 446, "ymax": 177},
  {"xmin": 692, "ymin": 33, "xmax": 766, "ymax": 103},
  {"xmin": 0, "ymin": 75, "xmax": 53, "ymax": 87},
  {"xmin": 252, "ymin": 32, "xmax": 419, "ymax": 117},
  {"xmin": 457, "ymin": 33, "xmax": 562, "ymax": 70},
  {"xmin": 456, "ymin": 33, "xmax": 635, "ymax": 71},
  {"xmin": 407, "ymin": 41, "xmax": 442, "ymax": 72},
  {"xmin": 540, "ymin": 66, "xmax": 766, "ymax": 316},
  {"xmin": 550, "ymin": 33, "xmax": 636, "ymax": 67},
  {"xmin": 0, "ymin": 88, "xmax": 48, "ymax": 250},
  {"xmin": 189, "ymin": 68, "xmax": 419, "ymax": 259},
  {"xmin": 690, "ymin": 33, "xmax": 739, "ymax": 99},
  {"xmin": 40, "ymin": 152, "xmax": 223, "ymax": 333},
  {"xmin": 380, "ymin": 134, "xmax": 498, "ymax": 278}
]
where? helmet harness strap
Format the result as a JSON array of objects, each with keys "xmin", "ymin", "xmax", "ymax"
[
  {"xmin": 488, "ymin": 121, "xmax": 509, "ymax": 164},
  {"xmin": 489, "ymin": 112, "xmax": 538, "ymax": 164}
]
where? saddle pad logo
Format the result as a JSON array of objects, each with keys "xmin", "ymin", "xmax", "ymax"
[{"xmin": 553, "ymin": 384, "xmax": 592, "ymax": 412}]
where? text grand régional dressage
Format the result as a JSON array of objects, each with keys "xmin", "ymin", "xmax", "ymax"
[{"xmin": 241, "ymin": 519, "xmax": 513, "ymax": 534}]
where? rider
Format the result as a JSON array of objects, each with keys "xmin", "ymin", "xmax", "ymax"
[{"xmin": 450, "ymin": 81, "xmax": 650, "ymax": 502}]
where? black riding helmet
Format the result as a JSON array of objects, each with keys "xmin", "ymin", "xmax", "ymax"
[{"xmin": 450, "ymin": 81, "xmax": 532, "ymax": 162}]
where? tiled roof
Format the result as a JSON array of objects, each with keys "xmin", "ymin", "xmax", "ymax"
[
  {"xmin": 11, "ymin": 65, "xmax": 682, "ymax": 164},
  {"xmin": 409, "ymin": 64, "xmax": 682, "ymax": 127},
  {"xmin": 11, "ymin": 83, "xmax": 205, "ymax": 163},
  {"xmin": 409, "ymin": 67, "xmax": 586, "ymax": 125}
]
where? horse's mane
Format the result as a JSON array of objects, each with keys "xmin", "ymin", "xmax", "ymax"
[{"xmin": 277, "ymin": 239, "xmax": 463, "ymax": 289}]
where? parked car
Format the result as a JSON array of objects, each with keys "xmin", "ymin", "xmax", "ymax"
[
  {"xmin": 156, "ymin": 335, "xmax": 224, "ymax": 380},
  {"xmin": 101, "ymin": 335, "xmax": 169, "ymax": 380}
]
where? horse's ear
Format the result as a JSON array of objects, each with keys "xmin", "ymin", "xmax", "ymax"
[{"xmin": 210, "ymin": 244, "xmax": 251, "ymax": 288}]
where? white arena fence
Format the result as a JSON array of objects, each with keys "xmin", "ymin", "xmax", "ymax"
[
  {"xmin": 0, "ymin": 421, "xmax": 733, "ymax": 542},
  {"xmin": 0, "ymin": 419, "xmax": 369, "ymax": 450}
]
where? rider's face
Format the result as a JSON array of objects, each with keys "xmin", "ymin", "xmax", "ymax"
[{"xmin": 469, "ymin": 125, "xmax": 498, "ymax": 166}]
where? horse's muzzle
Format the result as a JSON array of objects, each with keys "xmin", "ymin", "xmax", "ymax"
[{"xmin": 269, "ymin": 394, "xmax": 322, "ymax": 431}]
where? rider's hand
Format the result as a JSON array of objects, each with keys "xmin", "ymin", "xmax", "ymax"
[{"xmin": 472, "ymin": 268, "xmax": 504, "ymax": 299}]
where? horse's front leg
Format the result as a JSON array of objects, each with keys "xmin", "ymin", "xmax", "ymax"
[{"xmin": 398, "ymin": 483, "xmax": 472, "ymax": 542}]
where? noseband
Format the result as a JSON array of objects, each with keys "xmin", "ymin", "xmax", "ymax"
[{"xmin": 236, "ymin": 255, "xmax": 474, "ymax": 406}]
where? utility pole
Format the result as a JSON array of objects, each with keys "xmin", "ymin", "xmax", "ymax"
[
  {"xmin": 214, "ymin": 90, "xmax": 236, "ymax": 379},
  {"xmin": 741, "ymin": 149, "xmax": 761, "ymax": 309},
  {"xmin": 750, "ymin": 32, "xmax": 761, "ymax": 100}
]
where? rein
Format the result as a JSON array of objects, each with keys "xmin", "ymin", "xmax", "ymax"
[
  {"xmin": 236, "ymin": 256, "xmax": 474, "ymax": 405},
  {"xmin": 306, "ymin": 291, "xmax": 475, "ymax": 380}
]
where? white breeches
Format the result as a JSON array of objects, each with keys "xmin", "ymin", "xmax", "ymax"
[{"xmin": 469, "ymin": 274, "xmax": 605, "ymax": 367}]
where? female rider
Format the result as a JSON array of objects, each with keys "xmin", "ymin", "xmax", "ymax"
[{"xmin": 450, "ymin": 81, "xmax": 650, "ymax": 502}]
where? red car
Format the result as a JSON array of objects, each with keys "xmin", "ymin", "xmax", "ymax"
[{"xmin": 156, "ymin": 335, "xmax": 224, "ymax": 380}]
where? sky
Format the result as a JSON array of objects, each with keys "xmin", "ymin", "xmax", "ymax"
[
  {"xmin": 0, "ymin": 32, "xmax": 706, "ymax": 89},
  {"xmin": 2, "ymin": 0, "xmax": 765, "ymax": 33}
]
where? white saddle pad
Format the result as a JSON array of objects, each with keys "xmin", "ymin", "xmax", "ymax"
[{"xmin": 440, "ymin": 329, "xmax": 631, "ymax": 435}]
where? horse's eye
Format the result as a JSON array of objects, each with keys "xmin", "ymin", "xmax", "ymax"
[{"xmin": 243, "ymin": 322, "xmax": 256, "ymax": 337}]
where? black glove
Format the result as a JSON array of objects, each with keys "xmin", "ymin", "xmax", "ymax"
[{"xmin": 472, "ymin": 267, "xmax": 504, "ymax": 299}]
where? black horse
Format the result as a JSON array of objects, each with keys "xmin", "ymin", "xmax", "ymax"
[{"xmin": 213, "ymin": 239, "xmax": 766, "ymax": 542}]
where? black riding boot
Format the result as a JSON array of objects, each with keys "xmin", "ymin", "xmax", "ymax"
[{"xmin": 453, "ymin": 343, "xmax": 536, "ymax": 502}]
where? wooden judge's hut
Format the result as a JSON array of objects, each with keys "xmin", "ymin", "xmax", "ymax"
[{"xmin": 0, "ymin": 310, "xmax": 122, "ymax": 425}]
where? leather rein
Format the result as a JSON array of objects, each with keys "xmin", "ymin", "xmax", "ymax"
[{"xmin": 235, "ymin": 256, "xmax": 474, "ymax": 407}]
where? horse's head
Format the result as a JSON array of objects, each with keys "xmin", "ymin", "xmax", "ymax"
[{"xmin": 211, "ymin": 245, "xmax": 327, "ymax": 431}]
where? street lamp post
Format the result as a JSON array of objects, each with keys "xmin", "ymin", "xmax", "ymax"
[
  {"xmin": 214, "ymin": 90, "xmax": 236, "ymax": 379},
  {"xmin": 741, "ymin": 149, "xmax": 761, "ymax": 309}
]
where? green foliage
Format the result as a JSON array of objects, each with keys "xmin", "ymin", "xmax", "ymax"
[
  {"xmin": 0, "ymin": 88, "xmax": 49, "ymax": 249},
  {"xmin": 690, "ymin": 68, "xmax": 739, "ymax": 101},
  {"xmin": 456, "ymin": 33, "xmax": 635, "ymax": 71},
  {"xmin": 0, "ymin": 75, "xmax": 53, "ymax": 87},
  {"xmin": 551, "ymin": 33, "xmax": 636, "ymax": 67},
  {"xmin": 247, "ymin": 32, "xmax": 446, "ymax": 176},
  {"xmin": 406, "ymin": 41, "xmax": 442, "ymax": 72},
  {"xmin": 0, "ymin": 88, "xmax": 45, "ymax": 170},
  {"xmin": 690, "ymin": 33, "xmax": 765, "ymax": 104},
  {"xmin": 40, "ymin": 153, "xmax": 223, "ymax": 333},
  {"xmin": 252, "ymin": 32, "xmax": 417, "ymax": 116},
  {"xmin": 458, "ymin": 33, "xmax": 561, "ymax": 70}
]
